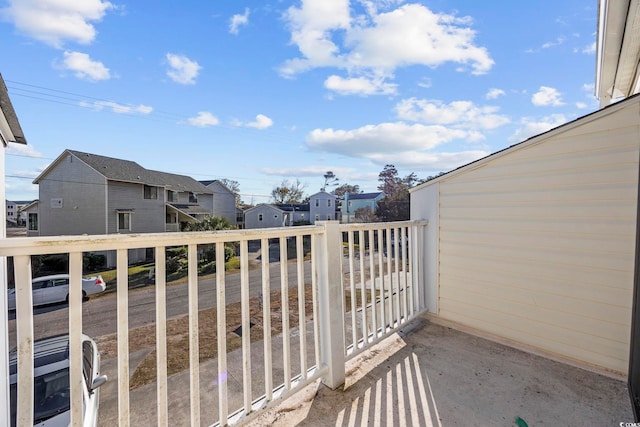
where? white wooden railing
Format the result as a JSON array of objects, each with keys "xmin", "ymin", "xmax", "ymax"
[{"xmin": 0, "ymin": 220, "xmax": 427, "ymax": 427}]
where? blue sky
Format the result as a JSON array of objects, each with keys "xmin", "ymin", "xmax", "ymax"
[{"xmin": 1, "ymin": 0, "xmax": 599, "ymax": 204}]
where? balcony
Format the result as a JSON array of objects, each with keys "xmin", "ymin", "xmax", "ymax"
[{"xmin": 0, "ymin": 220, "xmax": 633, "ymax": 426}]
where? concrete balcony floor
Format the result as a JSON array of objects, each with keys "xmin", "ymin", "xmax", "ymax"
[{"xmin": 256, "ymin": 316, "xmax": 633, "ymax": 426}]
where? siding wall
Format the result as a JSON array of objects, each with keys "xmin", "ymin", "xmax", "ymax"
[
  {"xmin": 207, "ymin": 181, "xmax": 237, "ymax": 225},
  {"xmin": 107, "ymin": 182, "xmax": 164, "ymax": 233},
  {"xmin": 413, "ymin": 99, "xmax": 640, "ymax": 374},
  {"xmin": 38, "ymin": 154, "xmax": 107, "ymax": 235},
  {"xmin": 244, "ymin": 205, "xmax": 284, "ymax": 229}
]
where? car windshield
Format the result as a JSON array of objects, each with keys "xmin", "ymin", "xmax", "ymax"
[{"xmin": 10, "ymin": 367, "xmax": 70, "ymax": 426}]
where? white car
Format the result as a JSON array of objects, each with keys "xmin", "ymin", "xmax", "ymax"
[
  {"xmin": 7, "ymin": 274, "xmax": 106, "ymax": 311},
  {"xmin": 9, "ymin": 334, "xmax": 107, "ymax": 426}
]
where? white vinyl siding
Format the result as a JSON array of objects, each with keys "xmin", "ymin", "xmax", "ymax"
[{"xmin": 412, "ymin": 98, "xmax": 640, "ymax": 375}]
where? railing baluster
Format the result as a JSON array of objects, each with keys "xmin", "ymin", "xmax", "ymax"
[
  {"xmin": 394, "ymin": 228, "xmax": 401, "ymax": 325},
  {"xmin": 240, "ymin": 240, "xmax": 252, "ymax": 414},
  {"xmin": 279, "ymin": 236, "xmax": 291, "ymax": 390},
  {"xmin": 359, "ymin": 229, "xmax": 367, "ymax": 347},
  {"xmin": 385, "ymin": 228, "xmax": 393, "ymax": 328},
  {"xmin": 377, "ymin": 230, "xmax": 385, "ymax": 335},
  {"xmin": 407, "ymin": 227, "xmax": 415, "ymax": 318},
  {"xmin": 117, "ymin": 248, "xmax": 130, "ymax": 427},
  {"xmin": 69, "ymin": 252, "xmax": 83, "ymax": 427},
  {"xmin": 348, "ymin": 231, "xmax": 357, "ymax": 349},
  {"xmin": 216, "ymin": 241, "xmax": 228, "ymax": 424},
  {"xmin": 155, "ymin": 246, "xmax": 168, "ymax": 427},
  {"xmin": 188, "ymin": 244, "xmax": 200, "ymax": 426},
  {"xmin": 14, "ymin": 254, "xmax": 34, "ymax": 427},
  {"xmin": 311, "ymin": 234, "xmax": 321, "ymax": 370},
  {"xmin": 400, "ymin": 227, "xmax": 408, "ymax": 323},
  {"xmin": 296, "ymin": 235, "xmax": 307, "ymax": 379},
  {"xmin": 261, "ymin": 238, "xmax": 273, "ymax": 402},
  {"xmin": 368, "ymin": 230, "xmax": 377, "ymax": 339}
]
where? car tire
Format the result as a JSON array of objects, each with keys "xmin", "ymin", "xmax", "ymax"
[{"xmin": 82, "ymin": 291, "xmax": 87, "ymax": 301}]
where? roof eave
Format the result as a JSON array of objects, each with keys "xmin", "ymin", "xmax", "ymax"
[{"xmin": 0, "ymin": 74, "xmax": 27, "ymax": 146}]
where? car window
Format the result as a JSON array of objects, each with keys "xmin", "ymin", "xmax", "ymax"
[
  {"xmin": 32, "ymin": 280, "xmax": 49, "ymax": 290},
  {"xmin": 82, "ymin": 341, "xmax": 93, "ymax": 390},
  {"xmin": 51, "ymin": 279, "xmax": 68, "ymax": 287}
]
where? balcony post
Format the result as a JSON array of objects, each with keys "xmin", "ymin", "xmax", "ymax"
[{"xmin": 315, "ymin": 220, "xmax": 345, "ymax": 389}]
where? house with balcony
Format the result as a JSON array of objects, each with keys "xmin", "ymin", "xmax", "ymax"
[
  {"xmin": 26, "ymin": 149, "xmax": 216, "ymax": 238},
  {"xmin": 2, "ymin": 1, "xmax": 640, "ymax": 426},
  {"xmin": 341, "ymin": 191, "xmax": 384, "ymax": 223}
]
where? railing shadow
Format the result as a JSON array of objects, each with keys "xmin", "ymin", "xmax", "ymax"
[{"xmin": 297, "ymin": 320, "xmax": 442, "ymax": 427}]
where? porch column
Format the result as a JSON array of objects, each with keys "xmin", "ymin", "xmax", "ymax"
[{"xmin": 315, "ymin": 220, "xmax": 345, "ymax": 389}]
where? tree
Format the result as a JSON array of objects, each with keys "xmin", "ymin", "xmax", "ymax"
[
  {"xmin": 271, "ymin": 179, "xmax": 307, "ymax": 204},
  {"xmin": 375, "ymin": 164, "xmax": 419, "ymax": 222},
  {"xmin": 354, "ymin": 206, "xmax": 377, "ymax": 223},
  {"xmin": 182, "ymin": 215, "xmax": 235, "ymax": 232},
  {"xmin": 334, "ymin": 183, "xmax": 360, "ymax": 198},
  {"xmin": 321, "ymin": 171, "xmax": 339, "ymax": 192}
]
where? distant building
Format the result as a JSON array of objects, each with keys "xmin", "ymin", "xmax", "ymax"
[
  {"xmin": 341, "ymin": 192, "xmax": 384, "ymax": 223},
  {"xmin": 199, "ymin": 180, "xmax": 238, "ymax": 226},
  {"xmin": 6, "ymin": 200, "xmax": 32, "ymax": 226},
  {"xmin": 243, "ymin": 191, "xmax": 337, "ymax": 229}
]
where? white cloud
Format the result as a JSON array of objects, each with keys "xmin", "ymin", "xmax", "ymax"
[
  {"xmin": 395, "ymin": 98, "xmax": 510, "ymax": 130},
  {"xmin": 166, "ymin": 53, "xmax": 201, "ymax": 85},
  {"xmin": 1, "ymin": 0, "xmax": 113, "ymax": 48},
  {"xmin": 508, "ymin": 114, "xmax": 568, "ymax": 143},
  {"xmin": 575, "ymin": 102, "xmax": 588, "ymax": 109},
  {"xmin": 324, "ymin": 75, "xmax": 397, "ymax": 95},
  {"xmin": 531, "ymin": 86, "xmax": 564, "ymax": 107},
  {"xmin": 81, "ymin": 101, "xmax": 153, "ymax": 114},
  {"xmin": 307, "ymin": 122, "xmax": 479, "ymax": 158},
  {"xmin": 260, "ymin": 165, "xmax": 356, "ymax": 178},
  {"xmin": 366, "ymin": 150, "xmax": 489, "ymax": 170},
  {"xmin": 6, "ymin": 142, "xmax": 42, "ymax": 158},
  {"xmin": 306, "ymin": 120, "xmax": 489, "ymax": 170},
  {"xmin": 280, "ymin": 2, "xmax": 492, "ymax": 83},
  {"xmin": 486, "ymin": 88, "xmax": 505, "ymax": 100},
  {"xmin": 60, "ymin": 51, "xmax": 110, "ymax": 81},
  {"xmin": 541, "ymin": 36, "xmax": 565, "ymax": 49},
  {"xmin": 229, "ymin": 8, "xmax": 250, "ymax": 35},
  {"xmin": 581, "ymin": 42, "xmax": 596, "ymax": 54},
  {"xmin": 187, "ymin": 112, "xmax": 219, "ymax": 127},
  {"xmin": 232, "ymin": 114, "xmax": 274, "ymax": 129},
  {"xmin": 247, "ymin": 114, "xmax": 273, "ymax": 129}
]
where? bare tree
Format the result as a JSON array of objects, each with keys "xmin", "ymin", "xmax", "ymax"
[{"xmin": 271, "ymin": 179, "xmax": 307, "ymax": 204}]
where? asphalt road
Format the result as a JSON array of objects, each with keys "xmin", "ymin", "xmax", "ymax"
[{"xmin": 7, "ymin": 258, "xmax": 314, "ymax": 346}]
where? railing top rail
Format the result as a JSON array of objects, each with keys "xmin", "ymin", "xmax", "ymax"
[
  {"xmin": 338, "ymin": 220, "xmax": 428, "ymax": 232},
  {"xmin": 0, "ymin": 225, "xmax": 325, "ymax": 256}
]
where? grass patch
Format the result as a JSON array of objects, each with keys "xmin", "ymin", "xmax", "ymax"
[{"xmin": 96, "ymin": 284, "xmax": 314, "ymax": 390}]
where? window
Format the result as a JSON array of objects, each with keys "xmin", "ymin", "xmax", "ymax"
[
  {"xmin": 118, "ymin": 212, "xmax": 131, "ymax": 231},
  {"xmin": 327, "ymin": 215, "xmax": 332, "ymax": 220},
  {"xmin": 327, "ymin": 199, "xmax": 331, "ymax": 207},
  {"xmin": 348, "ymin": 201, "xmax": 353, "ymax": 208},
  {"xmin": 315, "ymin": 214, "xmax": 319, "ymax": 221},
  {"xmin": 28, "ymin": 213, "xmax": 38, "ymax": 231},
  {"xmin": 189, "ymin": 192, "xmax": 198, "ymax": 203},
  {"xmin": 259, "ymin": 214, "xmax": 263, "ymax": 221},
  {"xmin": 315, "ymin": 199, "xmax": 319, "ymax": 207},
  {"xmin": 144, "ymin": 185, "xmax": 158, "ymax": 199},
  {"xmin": 167, "ymin": 190, "xmax": 177, "ymax": 202}
]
